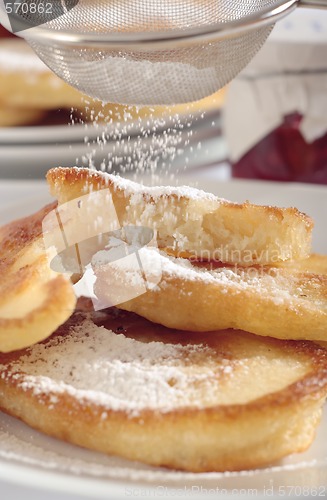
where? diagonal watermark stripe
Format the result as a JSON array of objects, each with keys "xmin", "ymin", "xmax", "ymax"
[
  {"xmin": 1, "ymin": 0, "xmax": 79, "ymax": 33},
  {"xmin": 42, "ymin": 190, "xmax": 162, "ymax": 312}
]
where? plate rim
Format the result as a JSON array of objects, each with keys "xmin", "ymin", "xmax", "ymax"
[{"xmin": 0, "ymin": 108, "xmax": 221, "ymax": 145}]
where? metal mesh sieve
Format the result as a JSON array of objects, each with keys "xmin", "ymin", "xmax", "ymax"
[{"xmin": 3, "ymin": 0, "xmax": 327, "ymax": 105}]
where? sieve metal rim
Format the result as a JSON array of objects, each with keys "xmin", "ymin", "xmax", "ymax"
[{"xmin": 19, "ymin": 0, "xmax": 298, "ymax": 49}]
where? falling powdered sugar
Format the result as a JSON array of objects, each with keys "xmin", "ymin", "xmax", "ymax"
[{"xmin": 71, "ymin": 95, "xmax": 217, "ymax": 179}]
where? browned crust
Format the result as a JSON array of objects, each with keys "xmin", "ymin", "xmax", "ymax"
[
  {"xmin": 2, "ymin": 332, "xmax": 327, "ymax": 416},
  {"xmin": 0, "ymin": 201, "xmax": 57, "ymax": 263},
  {"xmin": 95, "ymin": 259, "xmax": 327, "ymax": 340},
  {"xmin": 46, "ymin": 167, "xmax": 313, "ymax": 228},
  {"xmin": 0, "ymin": 315, "xmax": 326, "ymax": 472},
  {"xmin": 0, "ymin": 202, "xmax": 76, "ymax": 352},
  {"xmin": 0, "ymin": 274, "xmax": 76, "ymax": 349},
  {"xmin": 0, "ymin": 386, "xmax": 324, "ymax": 472}
]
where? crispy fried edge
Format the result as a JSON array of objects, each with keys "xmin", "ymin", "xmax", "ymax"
[
  {"xmin": 101, "ymin": 260, "xmax": 327, "ymax": 340},
  {"xmin": 0, "ymin": 331, "xmax": 326, "ymax": 472},
  {"xmin": 46, "ymin": 166, "xmax": 313, "ymax": 267},
  {"xmin": 0, "ymin": 202, "xmax": 76, "ymax": 352},
  {"xmin": 46, "ymin": 167, "xmax": 313, "ymax": 228}
]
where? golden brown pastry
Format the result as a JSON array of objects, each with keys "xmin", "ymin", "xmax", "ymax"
[
  {"xmin": 0, "ymin": 167, "xmax": 326, "ymax": 474},
  {"xmin": 47, "ymin": 167, "xmax": 313, "ymax": 266},
  {"xmin": 0, "ymin": 306, "xmax": 326, "ymax": 472},
  {"xmin": 0, "ymin": 202, "xmax": 76, "ymax": 352},
  {"xmin": 94, "ymin": 248, "xmax": 327, "ymax": 340}
]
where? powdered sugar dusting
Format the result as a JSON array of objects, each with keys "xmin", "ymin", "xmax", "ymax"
[
  {"xmin": 67, "ymin": 166, "xmax": 219, "ymax": 202},
  {"xmin": 0, "ymin": 318, "xmax": 224, "ymax": 416},
  {"xmin": 106, "ymin": 248, "xmax": 301, "ymax": 307},
  {"xmin": 107, "ymin": 174, "xmax": 218, "ymax": 201}
]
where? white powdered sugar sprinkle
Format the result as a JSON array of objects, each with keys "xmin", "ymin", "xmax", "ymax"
[
  {"xmin": 0, "ymin": 318, "xmax": 220, "ymax": 416},
  {"xmin": 97, "ymin": 247, "xmax": 299, "ymax": 307},
  {"xmin": 67, "ymin": 166, "xmax": 220, "ymax": 202}
]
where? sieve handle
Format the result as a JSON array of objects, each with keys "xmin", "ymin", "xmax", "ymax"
[{"xmin": 298, "ymin": 0, "xmax": 327, "ymax": 8}]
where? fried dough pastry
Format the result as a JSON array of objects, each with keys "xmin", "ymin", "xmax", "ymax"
[
  {"xmin": 276, "ymin": 253, "xmax": 327, "ymax": 275},
  {"xmin": 93, "ymin": 249, "xmax": 327, "ymax": 341},
  {"xmin": 0, "ymin": 306, "xmax": 326, "ymax": 472},
  {"xmin": 0, "ymin": 203, "xmax": 76, "ymax": 352},
  {"xmin": 47, "ymin": 167, "xmax": 313, "ymax": 265}
]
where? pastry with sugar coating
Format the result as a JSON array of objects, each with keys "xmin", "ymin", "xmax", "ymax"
[
  {"xmin": 94, "ymin": 248, "xmax": 327, "ymax": 341},
  {"xmin": 47, "ymin": 167, "xmax": 313, "ymax": 266},
  {"xmin": 0, "ymin": 305, "xmax": 326, "ymax": 472}
]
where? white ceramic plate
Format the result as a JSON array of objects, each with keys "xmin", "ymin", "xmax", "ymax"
[
  {"xmin": 0, "ymin": 177, "xmax": 327, "ymax": 500},
  {"xmin": 0, "ymin": 123, "xmax": 100, "ymax": 145}
]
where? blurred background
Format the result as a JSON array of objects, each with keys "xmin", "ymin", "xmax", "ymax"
[
  {"xmin": 0, "ymin": 8, "xmax": 326, "ymax": 183},
  {"xmin": 0, "ymin": 23, "xmax": 228, "ymax": 180}
]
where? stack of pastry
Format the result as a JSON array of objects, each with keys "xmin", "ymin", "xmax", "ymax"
[{"xmin": 0, "ymin": 166, "xmax": 326, "ymax": 473}]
